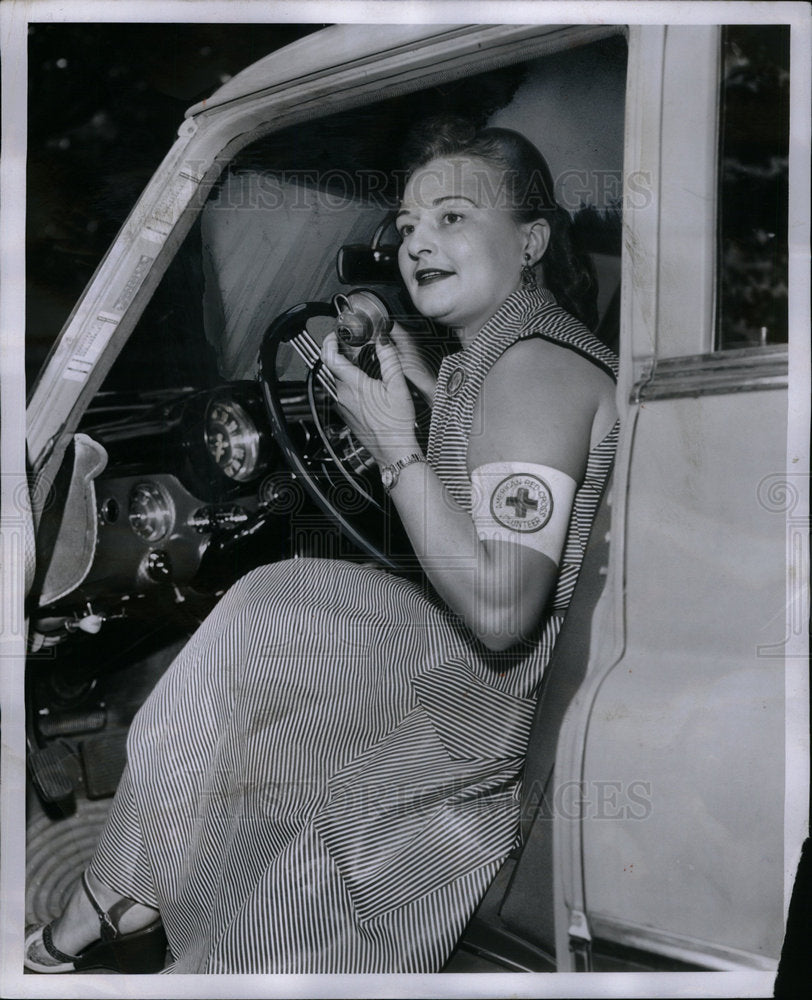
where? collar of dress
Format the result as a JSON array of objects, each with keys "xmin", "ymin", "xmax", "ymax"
[{"xmin": 450, "ymin": 285, "xmax": 556, "ymax": 369}]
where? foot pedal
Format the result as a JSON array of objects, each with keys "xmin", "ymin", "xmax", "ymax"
[
  {"xmin": 81, "ymin": 730, "xmax": 128, "ymax": 799},
  {"xmin": 28, "ymin": 741, "xmax": 79, "ymax": 802},
  {"xmin": 38, "ymin": 706, "xmax": 107, "ymax": 738}
]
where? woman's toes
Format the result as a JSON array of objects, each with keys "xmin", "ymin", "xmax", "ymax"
[{"xmin": 24, "ymin": 926, "xmax": 74, "ymax": 972}]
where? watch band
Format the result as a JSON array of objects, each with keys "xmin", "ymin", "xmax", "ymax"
[{"xmin": 380, "ymin": 452, "xmax": 426, "ymax": 494}]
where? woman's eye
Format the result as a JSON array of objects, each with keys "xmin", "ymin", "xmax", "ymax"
[
  {"xmin": 397, "ymin": 224, "xmax": 414, "ymax": 239},
  {"xmin": 442, "ymin": 212, "xmax": 463, "ymax": 225}
]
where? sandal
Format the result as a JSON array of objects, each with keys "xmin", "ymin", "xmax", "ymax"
[{"xmin": 24, "ymin": 872, "xmax": 167, "ymax": 974}]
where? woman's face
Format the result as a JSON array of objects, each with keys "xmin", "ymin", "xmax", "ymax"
[{"xmin": 396, "ymin": 156, "xmax": 530, "ymax": 339}]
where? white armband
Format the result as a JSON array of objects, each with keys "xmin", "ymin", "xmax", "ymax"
[{"xmin": 470, "ymin": 462, "xmax": 577, "ymax": 565}]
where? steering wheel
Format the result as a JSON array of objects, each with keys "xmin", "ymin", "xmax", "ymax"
[{"xmin": 259, "ymin": 300, "xmax": 418, "ymax": 571}]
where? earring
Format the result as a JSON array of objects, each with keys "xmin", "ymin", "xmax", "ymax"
[{"xmin": 521, "ymin": 253, "xmax": 537, "ymax": 291}]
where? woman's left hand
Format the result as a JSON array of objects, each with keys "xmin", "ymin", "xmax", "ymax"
[{"xmin": 321, "ymin": 332, "xmax": 419, "ymax": 466}]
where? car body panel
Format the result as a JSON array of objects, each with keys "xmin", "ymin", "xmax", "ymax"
[
  {"xmin": 551, "ymin": 24, "xmax": 794, "ymax": 973},
  {"xmin": 568, "ymin": 388, "xmax": 787, "ymax": 968},
  {"xmin": 185, "ymin": 24, "xmax": 483, "ymax": 116},
  {"xmin": 185, "ymin": 23, "xmax": 620, "ymax": 118}
]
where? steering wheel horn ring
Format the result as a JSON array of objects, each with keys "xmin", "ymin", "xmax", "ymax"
[{"xmin": 259, "ymin": 299, "xmax": 412, "ymax": 570}]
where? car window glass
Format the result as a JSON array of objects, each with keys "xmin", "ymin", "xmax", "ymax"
[{"xmin": 716, "ymin": 24, "xmax": 790, "ymax": 350}]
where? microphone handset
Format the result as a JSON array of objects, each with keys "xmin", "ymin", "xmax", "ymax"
[{"xmin": 332, "ymin": 289, "xmax": 393, "ymax": 363}]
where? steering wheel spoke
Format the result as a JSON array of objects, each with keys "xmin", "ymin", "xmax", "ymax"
[{"xmin": 260, "ymin": 300, "xmax": 413, "ymax": 570}]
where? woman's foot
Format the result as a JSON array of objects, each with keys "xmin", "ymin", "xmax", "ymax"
[{"xmin": 25, "ymin": 870, "xmax": 160, "ymax": 971}]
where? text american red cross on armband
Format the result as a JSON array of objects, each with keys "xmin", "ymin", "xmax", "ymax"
[{"xmin": 506, "ymin": 487, "xmax": 538, "ymax": 518}]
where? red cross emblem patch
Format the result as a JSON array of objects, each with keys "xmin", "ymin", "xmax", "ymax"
[{"xmin": 490, "ymin": 474, "xmax": 553, "ymax": 533}]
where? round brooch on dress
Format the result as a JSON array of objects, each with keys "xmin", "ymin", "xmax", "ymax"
[{"xmin": 447, "ymin": 367, "xmax": 466, "ymax": 396}]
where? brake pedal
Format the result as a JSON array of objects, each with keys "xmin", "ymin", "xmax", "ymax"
[{"xmin": 81, "ymin": 730, "xmax": 128, "ymax": 799}]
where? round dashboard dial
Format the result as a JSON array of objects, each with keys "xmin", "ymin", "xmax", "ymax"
[
  {"xmin": 205, "ymin": 398, "xmax": 262, "ymax": 482},
  {"xmin": 128, "ymin": 482, "xmax": 173, "ymax": 542}
]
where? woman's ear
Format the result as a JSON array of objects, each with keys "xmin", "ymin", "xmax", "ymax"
[{"xmin": 524, "ymin": 219, "xmax": 551, "ymax": 266}]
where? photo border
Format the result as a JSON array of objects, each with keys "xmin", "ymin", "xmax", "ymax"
[{"xmin": 2, "ymin": 2, "xmax": 809, "ymax": 997}]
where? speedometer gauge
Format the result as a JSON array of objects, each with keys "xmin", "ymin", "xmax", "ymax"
[{"xmin": 205, "ymin": 398, "xmax": 262, "ymax": 482}]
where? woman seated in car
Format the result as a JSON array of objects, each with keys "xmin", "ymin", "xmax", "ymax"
[{"xmin": 26, "ymin": 116, "xmax": 618, "ymax": 974}]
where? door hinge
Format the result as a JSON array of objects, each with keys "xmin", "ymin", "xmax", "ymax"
[{"xmin": 568, "ymin": 908, "xmax": 593, "ymax": 971}]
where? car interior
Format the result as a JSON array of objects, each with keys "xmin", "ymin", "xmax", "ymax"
[{"xmin": 25, "ymin": 24, "xmax": 790, "ymax": 974}]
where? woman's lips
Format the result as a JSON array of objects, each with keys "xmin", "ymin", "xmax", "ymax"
[{"xmin": 414, "ymin": 268, "xmax": 454, "ymax": 286}]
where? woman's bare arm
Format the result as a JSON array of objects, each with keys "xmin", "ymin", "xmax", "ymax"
[{"xmin": 322, "ymin": 333, "xmax": 615, "ymax": 650}]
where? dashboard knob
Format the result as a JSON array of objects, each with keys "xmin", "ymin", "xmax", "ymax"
[
  {"xmin": 142, "ymin": 549, "xmax": 173, "ymax": 582},
  {"xmin": 76, "ymin": 614, "xmax": 104, "ymax": 634},
  {"xmin": 190, "ymin": 505, "xmax": 249, "ymax": 532},
  {"xmin": 214, "ymin": 505, "xmax": 249, "ymax": 527}
]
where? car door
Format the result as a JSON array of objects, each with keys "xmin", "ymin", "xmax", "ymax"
[{"xmin": 552, "ymin": 23, "xmax": 804, "ymax": 973}]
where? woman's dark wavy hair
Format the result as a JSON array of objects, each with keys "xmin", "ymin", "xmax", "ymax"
[{"xmin": 400, "ymin": 116, "xmax": 598, "ymax": 330}]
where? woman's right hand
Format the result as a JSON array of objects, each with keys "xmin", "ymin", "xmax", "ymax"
[{"xmin": 387, "ymin": 320, "xmax": 437, "ymax": 405}]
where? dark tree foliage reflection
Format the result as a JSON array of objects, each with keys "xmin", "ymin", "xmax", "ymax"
[
  {"xmin": 717, "ymin": 25, "xmax": 790, "ymax": 349},
  {"xmin": 26, "ymin": 23, "xmax": 322, "ymax": 388}
]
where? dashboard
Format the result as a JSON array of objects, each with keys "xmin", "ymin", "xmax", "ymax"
[{"xmin": 33, "ymin": 380, "xmax": 346, "ymax": 636}]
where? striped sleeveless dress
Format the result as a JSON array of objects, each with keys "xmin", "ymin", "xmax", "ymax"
[{"xmin": 89, "ymin": 286, "xmax": 618, "ymax": 973}]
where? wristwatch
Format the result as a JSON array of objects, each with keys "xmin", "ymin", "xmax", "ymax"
[{"xmin": 380, "ymin": 452, "xmax": 426, "ymax": 494}]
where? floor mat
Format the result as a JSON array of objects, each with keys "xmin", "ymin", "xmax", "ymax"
[{"xmin": 26, "ymin": 798, "xmax": 112, "ymax": 928}]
